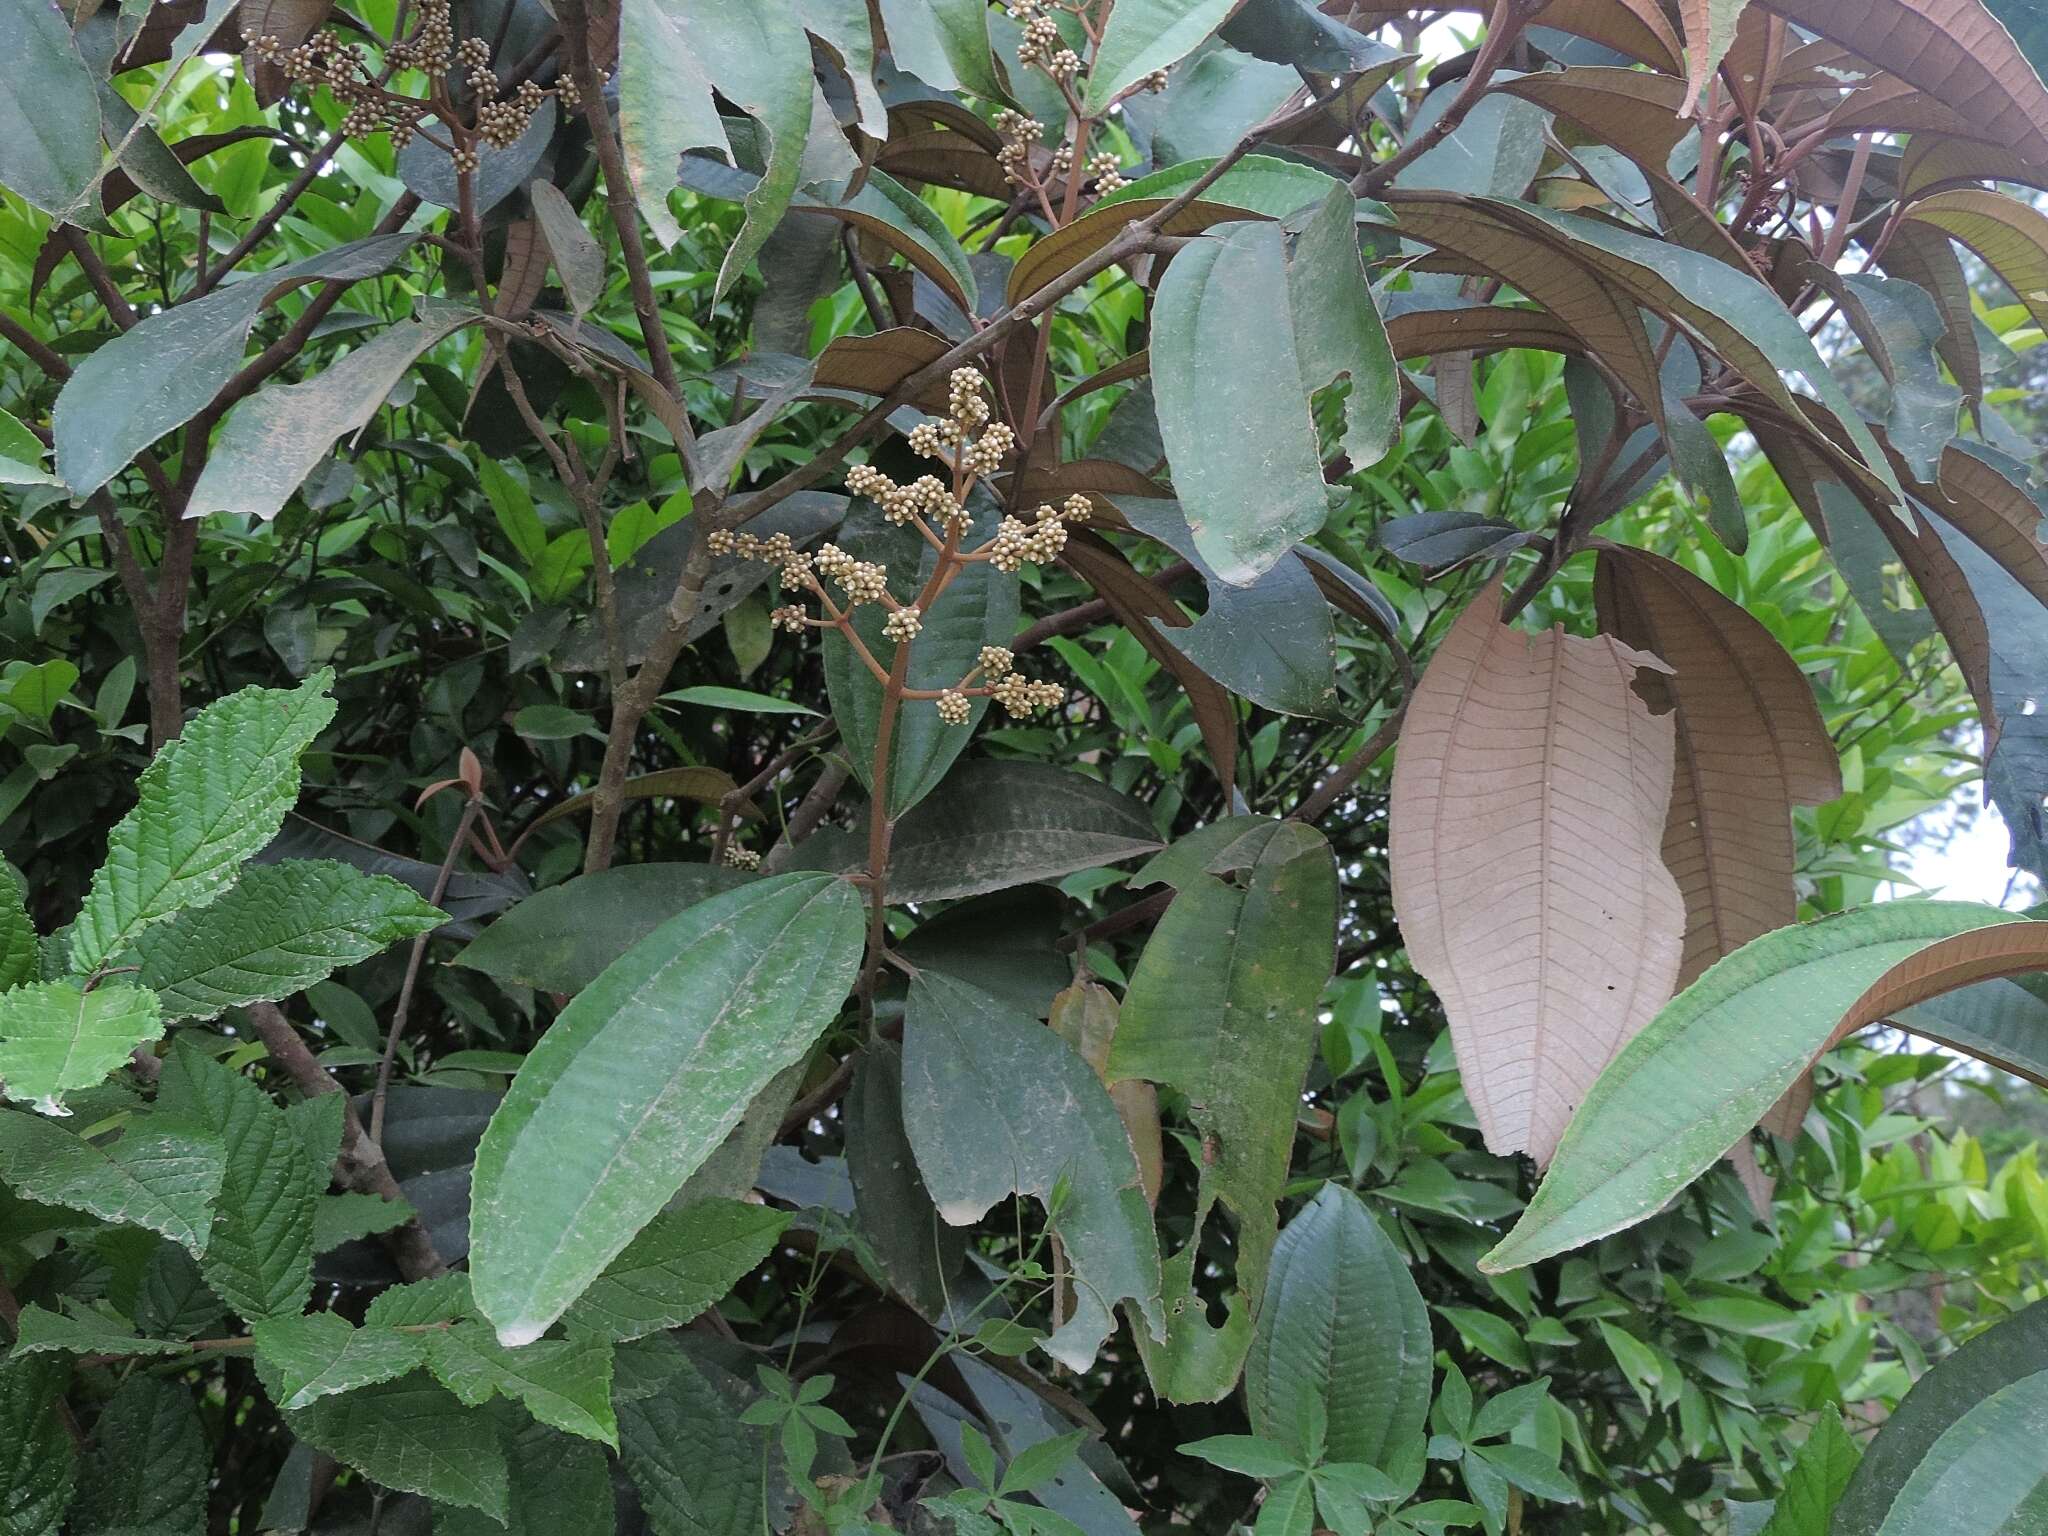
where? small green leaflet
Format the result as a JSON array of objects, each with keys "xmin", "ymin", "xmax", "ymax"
[
  {"xmin": 0, "ymin": 981, "xmax": 163, "ymax": 1115},
  {"xmin": 253, "ymin": 1313, "xmax": 425, "ymax": 1410},
  {"xmin": 69, "ymin": 672, "xmax": 338, "ymax": 975},
  {"xmin": 658, "ymin": 684, "xmax": 820, "ymax": 716}
]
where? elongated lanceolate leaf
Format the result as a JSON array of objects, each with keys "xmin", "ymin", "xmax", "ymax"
[
  {"xmin": 0, "ymin": 982, "xmax": 162, "ymax": 1115},
  {"xmin": 137, "ymin": 861, "xmax": 442, "ymax": 1020},
  {"xmin": 1246, "ymin": 1186, "xmax": 1431, "ymax": 1469},
  {"xmin": 1483, "ymin": 902, "xmax": 2032, "ymax": 1272},
  {"xmin": 902, "ymin": 971, "xmax": 1165, "ymax": 1370},
  {"xmin": 1153, "ymin": 187, "xmax": 1396, "ymax": 583},
  {"xmin": 1109, "ymin": 820, "xmax": 1336, "ymax": 1399},
  {"xmin": 563, "ymin": 1198, "xmax": 790, "ymax": 1342},
  {"xmin": 186, "ymin": 303, "xmax": 478, "ymax": 519},
  {"xmin": 1390, "ymin": 579, "xmax": 1685, "ymax": 1164},
  {"xmin": 470, "ymin": 873, "xmax": 863, "ymax": 1346},
  {"xmin": 1757, "ymin": 1406, "xmax": 1857, "ymax": 1536},
  {"xmin": 1835, "ymin": 1297, "xmax": 2048, "ymax": 1535},
  {"xmin": 70, "ymin": 672, "xmax": 336, "ymax": 975},
  {"xmin": 52, "ymin": 233, "xmax": 416, "ymax": 497}
]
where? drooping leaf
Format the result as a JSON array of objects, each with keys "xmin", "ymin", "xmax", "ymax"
[
  {"xmin": 902, "ymin": 971, "xmax": 1165, "ymax": 1370},
  {"xmin": 1050, "ymin": 983, "xmax": 1163, "ymax": 1208},
  {"xmin": 1108, "ymin": 821, "xmax": 1336, "ymax": 1399},
  {"xmin": 616, "ymin": 0, "xmax": 811, "ymax": 282},
  {"xmin": 70, "ymin": 672, "xmax": 336, "ymax": 974},
  {"xmin": 1221, "ymin": 0, "xmax": 1409, "ymax": 73},
  {"xmin": 252, "ymin": 1312, "xmax": 427, "ymax": 1410},
  {"xmin": 528, "ymin": 180, "xmax": 605, "ymax": 316},
  {"xmin": 844, "ymin": 1041, "xmax": 967, "ymax": 1318},
  {"xmin": 1389, "ymin": 578, "xmax": 1685, "ymax": 1164},
  {"xmin": 1678, "ymin": 0, "xmax": 1751, "ymax": 114},
  {"xmin": 1084, "ymin": 0, "xmax": 1240, "ymax": 113},
  {"xmin": 284, "ymin": 1374, "xmax": 510, "ymax": 1522},
  {"xmin": 0, "ymin": 982, "xmax": 162, "ymax": 1115},
  {"xmin": 1482, "ymin": 903, "xmax": 2034, "ymax": 1272},
  {"xmin": 455, "ymin": 862, "xmax": 752, "ymax": 995},
  {"xmin": 0, "ymin": 1356, "xmax": 75, "ymax": 1536},
  {"xmin": 563, "ymin": 1198, "xmax": 790, "ymax": 1342},
  {"xmin": 185, "ymin": 303, "xmax": 478, "ymax": 519},
  {"xmin": 824, "ymin": 494, "xmax": 1018, "ymax": 817},
  {"xmin": 520, "ymin": 765, "xmax": 745, "ymax": 838},
  {"xmin": 1246, "ymin": 1184, "xmax": 1431, "ymax": 1470},
  {"xmin": 795, "ymin": 760, "xmax": 1161, "ymax": 902},
  {"xmin": 1753, "ymin": 0, "xmax": 2048, "ymax": 166},
  {"xmin": 136, "ymin": 861, "xmax": 442, "ymax": 1021},
  {"xmin": 156, "ymin": 1042, "xmax": 320, "ymax": 1322},
  {"xmin": 1152, "ymin": 187, "xmax": 1396, "ymax": 583},
  {"xmin": 1834, "ymin": 273, "xmax": 1964, "ymax": 479},
  {"xmin": 1756, "ymin": 1405, "xmax": 1857, "ymax": 1536},
  {"xmin": 0, "ymin": 1109, "xmax": 224, "ymax": 1253},
  {"xmin": 0, "ymin": 0, "xmax": 102, "ymax": 224},
  {"xmin": 72, "ymin": 1376, "xmax": 206, "ymax": 1536},
  {"xmin": 469, "ymin": 873, "xmax": 864, "ymax": 1345},
  {"xmin": 1593, "ymin": 546, "xmax": 1841, "ymax": 987},
  {"xmin": 52, "ymin": 233, "xmax": 416, "ymax": 498},
  {"xmin": 1834, "ymin": 1297, "xmax": 2048, "ymax": 1534},
  {"xmin": 8, "ymin": 1304, "xmax": 188, "ymax": 1358},
  {"xmin": 1149, "ymin": 44, "xmax": 1300, "ymax": 165}
]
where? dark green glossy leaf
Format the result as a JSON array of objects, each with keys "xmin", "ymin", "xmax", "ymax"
[
  {"xmin": 0, "ymin": 1110, "xmax": 223, "ymax": 1253},
  {"xmin": 0, "ymin": 1357, "xmax": 74, "ymax": 1536},
  {"xmin": 563, "ymin": 1198, "xmax": 790, "ymax": 1342},
  {"xmin": 845, "ymin": 1040, "xmax": 965, "ymax": 1318},
  {"xmin": 1374, "ymin": 511, "xmax": 1536, "ymax": 572},
  {"xmin": 284, "ymin": 1374, "xmax": 509, "ymax": 1521},
  {"xmin": 1758, "ymin": 1406, "xmax": 1857, "ymax": 1536},
  {"xmin": 73, "ymin": 1376, "xmax": 206, "ymax": 1536}
]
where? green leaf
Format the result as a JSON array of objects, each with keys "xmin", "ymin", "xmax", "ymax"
[
  {"xmin": 1438, "ymin": 1306, "xmax": 1531, "ymax": 1372},
  {"xmin": 1757, "ymin": 1406, "xmax": 1857, "ymax": 1536},
  {"xmin": 528, "ymin": 180, "xmax": 605, "ymax": 316},
  {"xmin": 792, "ymin": 172, "xmax": 981, "ymax": 317},
  {"xmin": 1471, "ymin": 1443, "xmax": 1577, "ymax": 1504},
  {"xmin": 435, "ymin": 1419, "xmax": 616, "ymax": 1536},
  {"xmin": 0, "ymin": 0, "xmax": 102, "ymax": 223},
  {"xmin": 875, "ymin": 0, "xmax": 1005, "ymax": 99},
  {"xmin": 156, "ymin": 1042, "xmax": 319, "ymax": 1322},
  {"xmin": 480, "ymin": 459, "xmax": 546, "ymax": 564},
  {"xmin": 312, "ymin": 1191, "xmax": 414, "ymax": 1253},
  {"xmin": 136, "ymin": 861, "xmax": 441, "ymax": 1021},
  {"xmin": 901, "ymin": 971, "xmax": 1165, "ymax": 1371},
  {"xmin": 1007, "ymin": 154, "xmax": 1343, "ymax": 306},
  {"xmin": 1871, "ymin": 1373, "xmax": 2048, "ymax": 1534},
  {"xmin": 617, "ymin": 0, "xmax": 811, "ymax": 287},
  {"xmin": 470, "ymin": 873, "xmax": 864, "ymax": 1345},
  {"xmin": 844, "ymin": 1040, "xmax": 967, "ymax": 1318},
  {"xmin": 617, "ymin": 1341, "xmax": 783, "ymax": 1536},
  {"xmin": 1084, "ymin": 0, "xmax": 1240, "ymax": 113},
  {"xmin": 0, "ymin": 1357, "xmax": 75, "ymax": 1536},
  {"xmin": 1894, "ymin": 973, "xmax": 2048, "ymax": 1087},
  {"xmin": 1179, "ymin": 1435, "xmax": 1303, "ymax": 1479},
  {"xmin": 457, "ymin": 861, "xmax": 755, "ymax": 996},
  {"xmin": 8, "ymin": 1303, "xmax": 187, "ymax": 1358},
  {"xmin": 1836, "ymin": 274, "xmax": 1963, "ymax": 481},
  {"xmin": 72, "ymin": 1376, "xmax": 206, "ymax": 1536},
  {"xmin": 51, "ymin": 235, "xmax": 416, "ymax": 498},
  {"xmin": 512, "ymin": 704, "xmax": 598, "ymax": 741},
  {"xmin": 1393, "ymin": 79, "xmax": 1546, "ymax": 199},
  {"xmin": 999, "ymin": 1431, "xmax": 1086, "ymax": 1497},
  {"xmin": 367, "ymin": 1272, "xmax": 475, "ymax": 1329},
  {"xmin": 1246, "ymin": 1185, "xmax": 1432, "ymax": 1468},
  {"xmin": 0, "ymin": 407, "xmax": 58, "ymax": 487},
  {"xmin": 795, "ymin": 761, "xmax": 1161, "ymax": 902},
  {"xmin": 824, "ymin": 494, "xmax": 1019, "ymax": 817},
  {"xmin": 1835, "ymin": 1298, "xmax": 2048, "ymax": 1535},
  {"xmin": 1484, "ymin": 902, "xmax": 2026, "ymax": 1271},
  {"xmin": 252, "ymin": 1312, "xmax": 427, "ymax": 1410},
  {"xmin": 69, "ymin": 673, "xmax": 337, "ymax": 975},
  {"xmin": 563, "ymin": 1198, "xmax": 790, "ymax": 1342},
  {"xmin": 1254, "ymin": 1473, "xmax": 1319, "ymax": 1536},
  {"xmin": 1153, "ymin": 187, "xmax": 1397, "ymax": 583},
  {"xmin": 659, "ymin": 685, "xmax": 819, "ymax": 716},
  {"xmin": 1110, "ymin": 821, "xmax": 1336, "ymax": 1397},
  {"xmin": 284, "ymin": 1374, "xmax": 510, "ymax": 1522},
  {"xmin": 0, "ymin": 870, "xmax": 34, "ymax": 995},
  {"xmin": 425, "ymin": 1324, "xmax": 617, "ymax": 1446},
  {"xmin": 0, "ymin": 982, "xmax": 162, "ymax": 1115},
  {"xmin": 0, "ymin": 1109, "xmax": 223, "ymax": 1252},
  {"xmin": 185, "ymin": 303, "xmax": 479, "ymax": 520}
]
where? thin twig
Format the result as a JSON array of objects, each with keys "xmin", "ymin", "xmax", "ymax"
[{"xmin": 370, "ymin": 797, "xmax": 479, "ymax": 1144}]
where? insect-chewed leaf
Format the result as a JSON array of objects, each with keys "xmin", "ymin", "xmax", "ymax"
[
  {"xmin": 902, "ymin": 971, "xmax": 1166, "ymax": 1371},
  {"xmin": 1483, "ymin": 902, "xmax": 2035, "ymax": 1272},
  {"xmin": 469, "ymin": 873, "xmax": 863, "ymax": 1347},
  {"xmin": 1389, "ymin": 577, "xmax": 1685, "ymax": 1165},
  {"xmin": 69, "ymin": 672, "xmax": 337, "ymax": 975},
  {"xmin": 1245, "ymin": 1185, "xmax": 1430, "ymax": 1470}
]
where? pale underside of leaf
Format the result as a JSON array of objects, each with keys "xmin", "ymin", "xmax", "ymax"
[{"xmin": 1389, "ymin": 578, "xmax": 1685, "ymax": 1164}]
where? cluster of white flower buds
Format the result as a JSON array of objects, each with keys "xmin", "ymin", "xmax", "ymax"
[
  {"xmin": 991, "ymin": 673, "xmax": 1066, "ymax": 718},
  {"xmin": 988, "ymin": 495, "xmax": 1092, "ymax": 573},
  {"xmin": 993, "ymin": 109, "xmax": 1042, "ymax": 187},
  {"xmin": 1087, "ymin": 150, "xmax": 1128, "ymax": 193},
  {"xmin": 813, "ymin": 543, "xmax": 891, "ymax": 604},
  {"xmin": 721, "ymin": 844, "xmax": 762, "ymax": 871}
]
